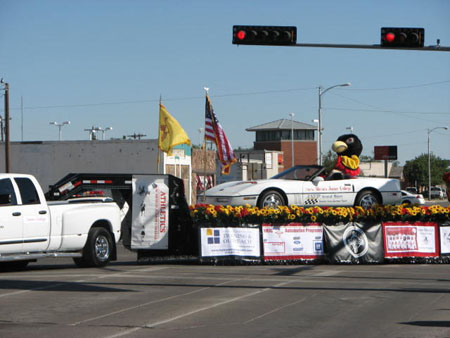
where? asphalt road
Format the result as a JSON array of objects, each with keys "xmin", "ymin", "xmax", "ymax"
[{"xmin": 1, "ymin": 245, "xmax": 450, "ymax": 338}]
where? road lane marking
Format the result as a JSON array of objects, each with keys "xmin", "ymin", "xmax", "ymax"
[
  {"xmin": 244, "ymin": 292, "xmax": 321, "ymax": 324},
  {"xmin": 0, "ymin": 266, "xmax": 169, "ymax": 299},
  {"xmin": 70, "ymin": 279, "xmax": 234, "ymax": 326},
  {"xmin": 104, "ymin": 281, "xmax": 292, "ymax": 338}
]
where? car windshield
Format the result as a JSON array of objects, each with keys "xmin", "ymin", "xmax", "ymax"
[{"xmin": 271, "ymin": 165, "xmax": 325, "ymax": 181}]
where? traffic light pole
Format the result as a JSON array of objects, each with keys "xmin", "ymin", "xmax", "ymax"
[
  {"xmin": 285, "ymin": 43, "xmax": 450, "ymax": 52},
  {"xmin": 3, "ymin": 82, "xmax": 10, "ymax": 173}
]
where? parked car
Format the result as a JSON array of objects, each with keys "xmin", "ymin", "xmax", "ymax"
[
  {"xmin": 422, "ymin": 187, "xmax": 445, "ymax": 199},
  {"xmin": 205, "ymin": 165, "xmax": 401, "ymax": 209},
  {"xmin": 405, "ymin": 187, "xmax": 418, "ymax": 194},
  {"xmin": 401, "ymin": 190, "xmax": 425, "ymax": 205}
]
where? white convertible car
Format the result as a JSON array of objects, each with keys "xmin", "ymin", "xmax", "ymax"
[{"xmin": 204, "ymin": 165, "xmax": 401, "ymax": 209}]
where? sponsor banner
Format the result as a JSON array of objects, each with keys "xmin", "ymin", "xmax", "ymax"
[
  {"xmin": 324, "ymin": 222, "xmax": 384, "ymax": 263},
  {"xmin": 200, "ymin": 227, "xmax": 260, "ymax": 257},
  {"xmin": 440, "ymin": 226, "xmax": 450, "ymax": 255},
  {"xmin": 262, "ymin": 223, "xmax": 324, "ymax": 260},
  {"xmin": 131, "ymin": 175, "xmax": 169, "ymax": 249},
  {"xmin": 383, "ymin": 222, "xmax": 439, "ymax": 258}
]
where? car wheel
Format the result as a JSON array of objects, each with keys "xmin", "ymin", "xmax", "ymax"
[
  {"xmin": 402, "ymin": 200, "xmax": 412, "ymax": 206},
  {"xmin": 258, "ymin": 190, "xmax": 286, "ymax": 208},
  {"xmin": 355, "ymin": 190, "xmax": 380, "ymax": 209},
  {"xmin": 74, "ymin": 227, "xmax": 113, "ymax": 268}
]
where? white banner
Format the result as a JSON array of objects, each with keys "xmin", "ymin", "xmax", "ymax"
[
  {"xmin": 200, "ymin": 227, "xmax": 260, "ymax": 257},
  {"xmin": 383, "ymin": 223, "xmax": 439, "ymax": 257},
  {"xmin": 263, "ymin": 224, "xmax": 324, "ymax": 260},
  {"xmin": 440, "ymin": 226, "xmax": 450, "ymax": 254},
  {"xmin": 131, "ymin": 175, "xmax": 169, "ymax": 249}
]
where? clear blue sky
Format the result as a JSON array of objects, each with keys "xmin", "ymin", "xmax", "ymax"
[{"xmin": 1, "ymin": 0, "xmax": 449, "ymax": 165}]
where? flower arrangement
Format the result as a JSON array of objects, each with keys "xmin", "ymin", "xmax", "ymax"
[{"xmin": 189, "ymin": 204, "xmax": 450, "ymax": 227}]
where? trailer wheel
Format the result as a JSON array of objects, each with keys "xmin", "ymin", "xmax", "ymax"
[{"xmin": 74, "ymin": 227, "xmax": 113, "ymax": 268}]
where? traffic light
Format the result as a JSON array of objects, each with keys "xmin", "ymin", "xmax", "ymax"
[
  {"xmin": 232, "ymin": 25, "xmax": 297, "ymax": 46},
  {"xmin": 381, "ymin": 27, "xmax": 424, "ymax": 48}
]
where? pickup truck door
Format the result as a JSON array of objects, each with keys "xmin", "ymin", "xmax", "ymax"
[
  {"xmin": 0, "ymin": 178, "xmax": 23, "ymax": 253},
  {"xmin": 14, "ymin": 177, "xmax": 50, "ymax": 252}
]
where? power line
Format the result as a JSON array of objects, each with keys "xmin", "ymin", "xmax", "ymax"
[
  {"xmin": 326, "ymin": 107, "xmax": 450, "ymax": 115},
  {"xmin": 2, "ymin": 87, "xmax": 316, "ymax": 111},
  {"xmin": 345, "ymin": 80, "xmax": 450, "ymax": 91},
  {"xmin": 1, "ymin": 79, "xmax": 449, "ymax": 111}
]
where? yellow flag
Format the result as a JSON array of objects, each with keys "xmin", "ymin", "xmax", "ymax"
[{"xmin": 158, "ymin": 104, "xmax": 191, "ymax": 155}]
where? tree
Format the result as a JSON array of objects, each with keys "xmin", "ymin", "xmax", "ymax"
[
  {"xmin": 322, "ymin": 150, "xmax": 337, "ymax": 173},
  {"xmin": 403, "ymin": 153, "xmax": 450, "ymax": 188}
]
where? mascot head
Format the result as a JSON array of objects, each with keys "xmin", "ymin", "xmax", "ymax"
[
  {"xmin": 332, "ymin": 134, "xmax": 363, "ymax": 157},
  {"xmin": 331, "ymin": 134, "xmax": 363, "ymax": 178}
]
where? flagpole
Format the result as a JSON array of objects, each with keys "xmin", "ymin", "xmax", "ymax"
[
  {"xmin": 202, "ymin": 87, "xmax": 209, "ymax": 203},
  {"xmin": 157, "ymin": 95, "xmax": 162, "ymax": 174}
]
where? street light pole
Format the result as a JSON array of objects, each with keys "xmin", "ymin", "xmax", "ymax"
[
  {"xmin": 427, "ymin": 126, "xmax": 448, "ymax": 200},
  {"xmin": 289, "ymin": 113, "xmax": 295, "ymax": 167},
  {"xmin": 317, "ymin": 82, "xmax": 351, "ymax": 165},
  {"xmin": 50, "ymin": 121, "xmax": 71, "ymax": 141}
]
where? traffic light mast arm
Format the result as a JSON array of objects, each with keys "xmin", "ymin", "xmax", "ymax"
[{"xmin": 289, "ymin": 42, "xmax": 450, "ymax": 52}]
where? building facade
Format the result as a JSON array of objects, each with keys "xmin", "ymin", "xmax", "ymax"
[{"xmin": 246, "ymin": 118, "xmax": 317, "ymax": 170}]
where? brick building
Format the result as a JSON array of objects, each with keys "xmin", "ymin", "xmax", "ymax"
[{"xmin": 246, "ymin": 119, "xmax": 317, "ymax": 170}]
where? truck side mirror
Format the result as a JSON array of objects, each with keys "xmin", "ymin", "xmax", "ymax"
[{"xmin": 0, "ymin": 193, "xmax": 12, "ymax": 205}]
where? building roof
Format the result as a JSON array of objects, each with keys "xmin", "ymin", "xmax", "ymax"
[{"xmin": 246, "ymin": 119, "xmax": 317, "ymax": 132}]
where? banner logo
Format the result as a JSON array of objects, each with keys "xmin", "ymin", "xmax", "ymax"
[
  {"xmin": 343, "ymin": 226, "xmax": 368, "ymax": 258},
  {"xmin": 206, "ymin": 228, "xmax": 221, "ymax": 244}
]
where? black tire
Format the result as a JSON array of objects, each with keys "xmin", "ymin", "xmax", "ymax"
[
  {"xmin": 74, "ymin": 227, "xmax": 113, "ymax": 268},
  {"xmin": 402, "ymin": 200, "xmax": 412, "ymax": 206},
  {"xmin": 355, "ymin": 190, "xmax": 381, "ymax": 209},
  {"xmin": 258, "ymin": 190, "xmax": 286, "ymax": 208}
]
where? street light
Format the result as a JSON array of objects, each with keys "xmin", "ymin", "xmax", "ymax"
[
  {"xmin": 312, "ymin": 119, "xmax": 319, "ymax": 164},
  {"xmin": 98, "ymin": 126, "xmax": 113, "ymax": 140},
  {"xmin": 427, "ymin": 126, "xmax": 448, "ymax": 200},
  {"xmin": 318, "ymin": 82, "xmax": 351, "ymax": 165},
  {"xmin": 49, "ymin": 121, "xmax": 71, "ymax": 141},
  {"xmin": 289, "ymin": 113, "xmax": 295, "ymax": 167}
]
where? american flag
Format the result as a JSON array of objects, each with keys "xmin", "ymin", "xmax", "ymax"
[{"xmin": 205, "ymin": 94, "xmax": 237, "ymax": 175}]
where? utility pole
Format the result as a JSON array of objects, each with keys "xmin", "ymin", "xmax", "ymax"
[{"xmin": 2, "ymin": 81, "xmax": 11, "ymax": 173}]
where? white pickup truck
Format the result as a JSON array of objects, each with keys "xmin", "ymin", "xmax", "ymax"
[{"xmin": 0, "ymin": 173, "xmax": 121, "ymax": 269}]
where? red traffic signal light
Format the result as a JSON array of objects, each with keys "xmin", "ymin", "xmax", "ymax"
[
  {"xmin": 233, "ymin": 25, "xmax": 297, "ymax": 46},
  {"xmin": 381, "ymin": 27, "xmax": 424, "ymax": 48}
]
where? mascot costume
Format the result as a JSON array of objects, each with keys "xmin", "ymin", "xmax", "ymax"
[
  {"xmin": 443, "ymin": 166, "xmax": 450, "ymax": 202},
  {"xmin": 330, "ymin": 134, "xmax": 363, "ymax": 179}
]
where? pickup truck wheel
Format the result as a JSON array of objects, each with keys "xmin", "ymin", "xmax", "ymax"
[{"xmin": 76, "ymin": 227, "xmax": 113, "ymax": 268}]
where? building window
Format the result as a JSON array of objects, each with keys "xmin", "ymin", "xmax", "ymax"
[{"xmin": 256, "ymin": 129, "xmax": 314, "ymax": 141}]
